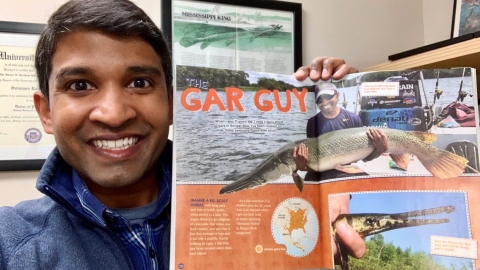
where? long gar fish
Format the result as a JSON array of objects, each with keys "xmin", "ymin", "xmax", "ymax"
[
  {"xmin": 332, "ymin": 205, "xmax": 454, "ymax": 270},
  {"xmin": 180, "ymin": 25, "xmax": 282, "ymax": 49},
  {"xmin": 219, "ymin": 127, "xmax": 469, "ymax": 194}
]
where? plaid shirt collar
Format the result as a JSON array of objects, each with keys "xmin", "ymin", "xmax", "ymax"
[
  {"xmin": 71, "ymin": 160, "xmax": 172, "ymax": 270},
  {"xmin": 71, "ymin": 160, "xmax": 172, "ymax": 228}
]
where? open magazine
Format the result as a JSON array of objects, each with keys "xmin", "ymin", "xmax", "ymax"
[{"xmin": 171, "ymin": 65, "xmax": 480, "ymax": 270}]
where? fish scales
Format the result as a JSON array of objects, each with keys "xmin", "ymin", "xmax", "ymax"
[{"xmin": 219, "ymin": 127, "xmax": 468, "ymax": 194}]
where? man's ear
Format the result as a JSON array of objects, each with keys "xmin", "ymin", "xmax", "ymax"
[
  {"xmin": 168, "ymin": 85, "xmax": 173, "ymax": 126},
  {"xmin": 33, "ymin": 91, "xmax": 53, "ymax": 134}
]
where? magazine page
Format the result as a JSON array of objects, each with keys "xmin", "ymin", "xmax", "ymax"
[
  {"xmin": 172, "ymin": 65, "xmax": 326, "ymax": 269},
  {"xmin": 315, "ymin": 68, "xmax": 480, "ymax": 269},
  {"xmin": 323, "ymin": 182, "xmax": 478, "ymax": 270}
]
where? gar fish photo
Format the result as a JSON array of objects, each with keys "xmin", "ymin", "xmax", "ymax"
[
  {"xmin": 329, "ymin": 191, "xmax": 473, "ymax": 270},
  {"xmin": 172, "ymin": 0, "xmax": 295, "ymax": 73}
]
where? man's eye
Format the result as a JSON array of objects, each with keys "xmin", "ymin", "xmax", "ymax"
[
  {"xmin": 68, "ymin": 81, "xmax": 94, "ymax": 91},
  {"xmin": 127, "ymin": 79, "xmax": 151, "ymax": 88}
]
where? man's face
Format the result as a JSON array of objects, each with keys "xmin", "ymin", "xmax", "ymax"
[
  {"xmin": 317, "ymin": 92, "xmax": 339, "ymax": 114},
  {"xmin": 35, "ymin": 29, "xmax": 172, "ymax": 189}
]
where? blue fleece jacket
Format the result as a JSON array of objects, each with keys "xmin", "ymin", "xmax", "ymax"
[{"xmin": 0, "ymin": 141, "xmax": 172, "ymax": 270}]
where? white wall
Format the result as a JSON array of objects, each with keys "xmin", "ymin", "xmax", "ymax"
[
  {"xmin": 291, "ymin": 0, "xmax": 426, "ymax": 71},
  {"xmin": 422, "ymin": 0, "xmax": 454, "ymax": 44},
  {"xmin": 0, "ymin": 0, "xmax": 455, "ymax": 206}
]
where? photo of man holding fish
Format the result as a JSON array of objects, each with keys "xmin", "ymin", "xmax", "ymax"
[
  {"xmin": 292, "ymin": 82, "xmax": 388, "ymax": 181},
  {"xmin": 219, "ymin": 68, "xmax": 479, "ymax": 195}
]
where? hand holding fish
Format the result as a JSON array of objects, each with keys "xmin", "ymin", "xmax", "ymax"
[
  {"xmin": 363, "ymin": 128, "xmax": 388, "ymax": 161},
  {"xmin": 330, "ymin": 194, "xmax": 366, "ymax": 264},
  {"xmin": 219, "ymin": 127, "xmax": 469, "ymax": 195},
  {"xmin": 293, "ymin": 143, "xmax": 309, "ymax": 171},
  {"xmin": 293, "ymin": 56, "xmax": 358, "ymax": 81}
]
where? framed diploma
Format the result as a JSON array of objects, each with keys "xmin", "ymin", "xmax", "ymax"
[
  {"xmin": 0, "ymin": 21, "xmax": 55, "ymax": 171},
  {"xmin": 161, "ymin": 0, "xmax": 302, "ymax": 74}
]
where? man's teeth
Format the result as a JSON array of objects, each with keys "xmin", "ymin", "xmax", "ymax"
[{"xmin": 93, "ymin": 137, "xmax": 138, "ymax": 150}]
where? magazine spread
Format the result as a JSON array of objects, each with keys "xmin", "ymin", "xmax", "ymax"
[{"xmin": 171, "ymin": 65, "xmax": 480, "ymax": 270}]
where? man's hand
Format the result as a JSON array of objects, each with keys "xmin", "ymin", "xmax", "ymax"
[
  {"xmin": 330, "ymin": 194, "xmax": 366, "ymax": 261},
  {"xmin": 363, "ymin": 128, "xmax": 388, "ymax": 162},
  {"xmin": 293, "ymin": 56, "xmax": 358, "ymax": 81},
  {"xmin": 292, "ymin": 143, "xmax": 309, "ymax": 171}
]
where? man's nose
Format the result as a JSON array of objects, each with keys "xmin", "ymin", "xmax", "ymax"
[{"xmin": 89, "ymin": 84, "xmax": 136, "ymax": 127}]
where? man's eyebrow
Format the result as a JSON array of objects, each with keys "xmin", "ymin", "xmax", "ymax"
[
  {"xmin": 55, "ymin": 67, "xmax": 95, "ymax": 80},
  {"xmin": 126, "ymin": 65, "xmax": 163, "ymax": 77}
]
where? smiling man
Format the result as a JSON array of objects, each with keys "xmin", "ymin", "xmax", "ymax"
[
  {"xmin": 40, "ymin": 29, "xmax": 172, "ymax": 207},
  {"xmin": 307, "ymin": 82, "xmax": 362, "ymax": 138},
  {"xmin": 0, "ymin": 0, "xmax": 173, "ymax": 269},
  {"xmin": 293, "ymin": 82, "xmax": 388, "ymax": 179}
]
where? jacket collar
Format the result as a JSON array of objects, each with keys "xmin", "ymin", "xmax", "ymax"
[{"xmin": 35, "ymin": 141, "xmax": 173, "ymax": 226}]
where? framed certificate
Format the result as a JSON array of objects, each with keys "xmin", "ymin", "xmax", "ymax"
[
  {"xmin": 161, "ymin": 0, "xmax": 302, "ymax": 74},
  {"xmin": 0, "ymin": 21, "xmax": 56, "ymax": 171}
]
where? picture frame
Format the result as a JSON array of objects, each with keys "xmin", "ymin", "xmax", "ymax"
[
  {"xmin": 0, "ymin": 21, "xmax": 54, "ymax": 171},
  {"xmin": 451, "ymin": 0, "xmax": 480, "ymax": 38},
  {"xmin": 161, "ymin": 0, "xmax": 302, "ymax": 74}
]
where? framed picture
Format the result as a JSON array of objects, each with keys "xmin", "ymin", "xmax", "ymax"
[
  {"xmin": 161, "ymin": 0, "xmax": 302, "ymax": 74},
  {"xmin": 451, "ymin": 0, "xmax": 480, "ymax": 38},
  {"xmin": 0, "ymin": 21, "xmax": 56, "ymax": 171}
]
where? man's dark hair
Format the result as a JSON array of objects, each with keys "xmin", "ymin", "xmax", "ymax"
[{"xmin": 35, "ymin": 0, "xmax": 172, "ymax": 101}]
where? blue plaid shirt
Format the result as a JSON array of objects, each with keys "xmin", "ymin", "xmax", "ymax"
[{"xmin": 71, "ymin": 161, "xmax": 172, "ymax": 270}]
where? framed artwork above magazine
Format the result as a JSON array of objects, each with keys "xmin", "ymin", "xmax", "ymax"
[
  {"xmin": 451, "ymin": 0, "xmax": 480, "ymax": 38},
  {"xmin": 0, "ymin": 21, "xmax": 55, "ymax": 171},
  {"xmin": 161, "ymin": 0, "xmax": 302, "ymax": 74}
]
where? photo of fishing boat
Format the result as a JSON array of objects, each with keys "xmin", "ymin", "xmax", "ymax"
[{"xmin": 330, "ymin": 68, "xmax": 480, "ymax": 180}]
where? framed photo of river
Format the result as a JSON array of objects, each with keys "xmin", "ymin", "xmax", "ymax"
[
  {"xmin": 0, "ymin": 21, "xmax": 55, "ymax": 171},
  {"xmin": 161, "ymin": 0, "xmax": 302, "ymax": 74}
]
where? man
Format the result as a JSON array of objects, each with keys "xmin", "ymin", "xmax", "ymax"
[
  {"xmin": 0, "ymin": 1, "xmax": 359, "ymax": 270},
  {"xmin": 307, "ymin": 82, "xmax": 363, "ymax": 138},
  {"xmin": 293, "ymin": 79, "xmax": 388, "ymax": 179},
  {"xmin": 0, "ymin": 0, "xmax": 172, "ymax": 269},
  {"xmin": 292, "ymin": 59, "xmax": 388, "ymax": 264}
]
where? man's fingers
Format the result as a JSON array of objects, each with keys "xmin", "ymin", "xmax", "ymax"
[
  {"xmin": 309, "ymin": 56, "xmax": 329, "ymax": 81},
  {"xmin": 377, "ymin": 129, "xmax": 387, "ymax": 138},
  {"xmin": 299, "ymin": 144, "xmax": 307, "ymax": 157},
  {"xmin": 320, "ymin": 57, "xmax": 345, "ymax": 80},
  {"xmin": 293, "ymin": 66, "xmax": 310, "ymax": 81},
  {"xmin": 335, "ymin": 221, "xmax": 366, "ymax": 259},
  {"xmin": 332, "ymin": 64, "xmax": 359, "ymax": 80},
  {"xmin": 321, "ymin": 57, "xmax": 358, "ymax": 80},
  {"xmin": 368, "ymin": 128, "xmax": 383, "ymax": 139},
  {"xmin": 366, "ymin": 129, "xmax": 373, "ymax": 139},
  {"xmin": 294, "ymin": 57, "xmax": 358, "ymax": 81},
  {"xmin": 369, "ymin": 129, "xmax": 387, "ymax": 142}
]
